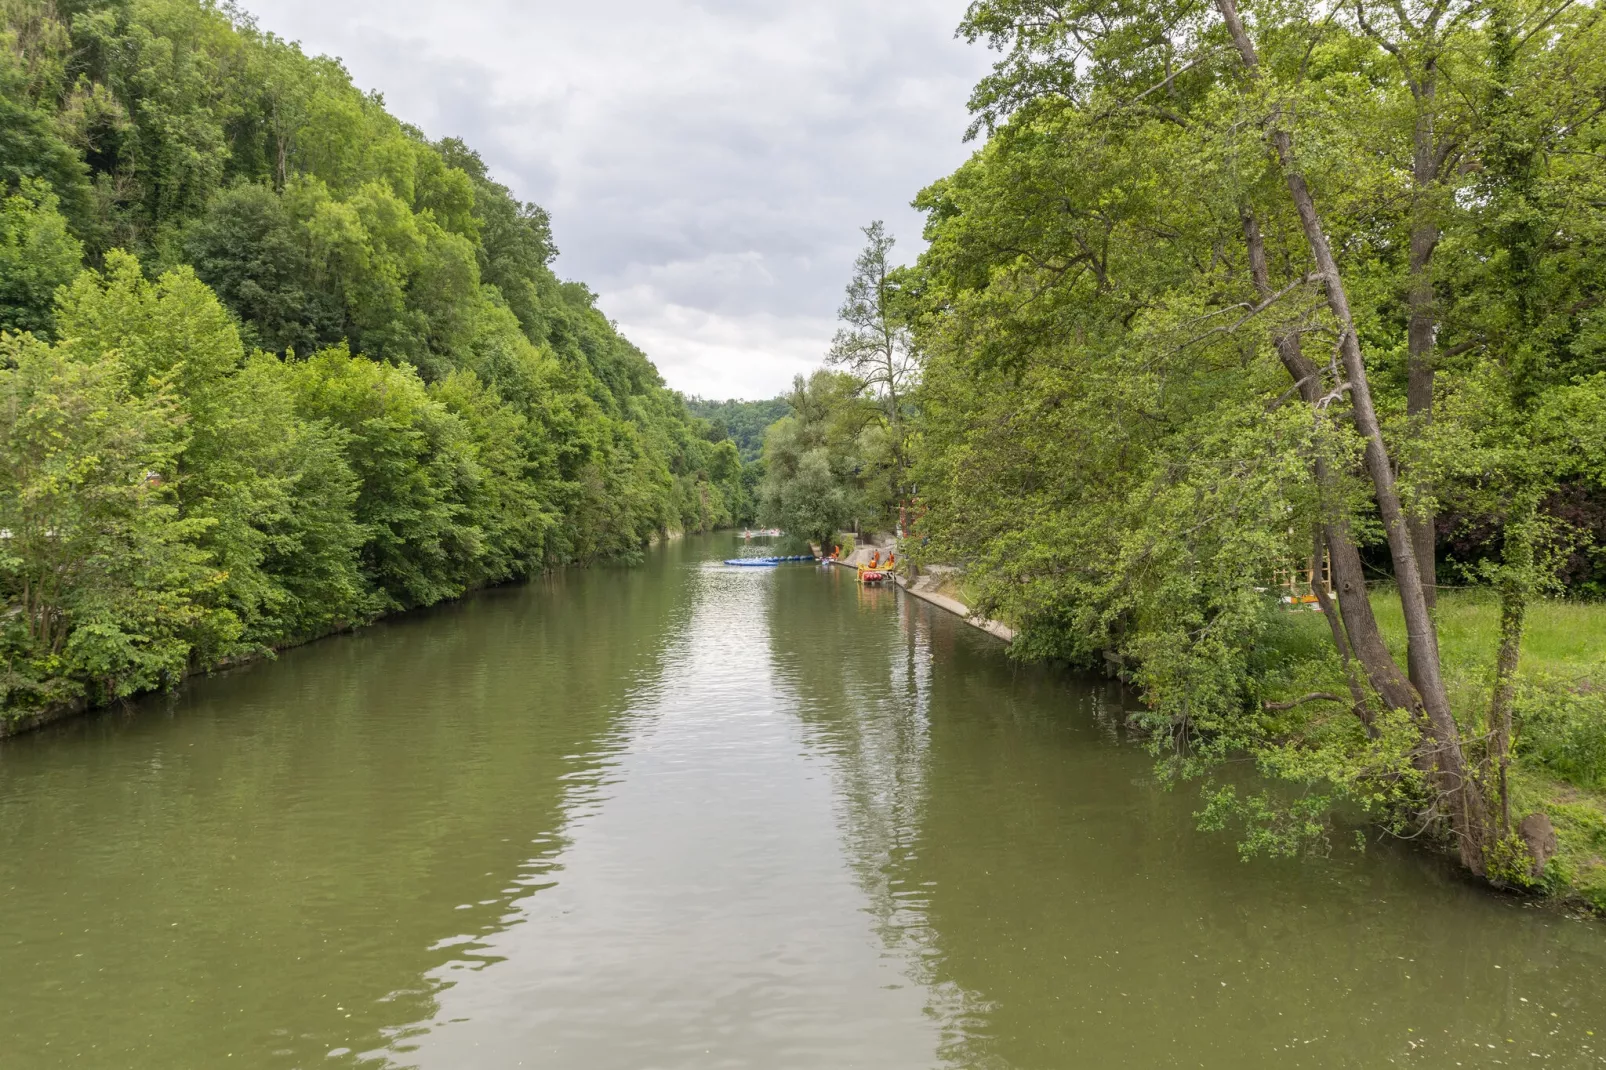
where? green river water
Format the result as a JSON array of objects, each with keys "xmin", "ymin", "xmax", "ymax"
[{"xmin": 2, "ymin": 534, "xmax": 1603, "ymax": 1068}]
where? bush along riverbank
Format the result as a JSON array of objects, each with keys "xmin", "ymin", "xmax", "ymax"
[
  {"xmin": 862, "ymin": 0, "xmax": 1606, "ymax": 911},
  {"xmin": 1252, "ymin": 591, "xmax": 1606, "ymax": 913},
  {"xmin": 0, "ymin": 0, "xmax": 752, "ymax": 736},
  {"xmin": 899, "ymin": 560, "xmax": 1606, "ymax": 914}
]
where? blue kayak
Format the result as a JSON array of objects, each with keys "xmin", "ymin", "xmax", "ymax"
[{"xmin": 723, "ymin": 555, "xmax": 816, "ymax": 567}]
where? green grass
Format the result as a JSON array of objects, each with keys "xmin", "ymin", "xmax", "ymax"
[
  {"xmin": 1263, "ymin": 588, "xmax": 1606, "ymax": 910},
  {"xmin": 1266, "ymin": 588, "xmax": 1606, "ymax": 727},
  {"xmin": 1370, "ymin": 588, "xmax": 1605, "ymax": 687}
]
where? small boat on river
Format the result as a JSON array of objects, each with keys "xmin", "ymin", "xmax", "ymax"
[
  {"xmin": 724, "ymin": 555, "xmax": 815, "ymax": 567},
  {"xmin": 856, "ymin": 550, "xmax": 895, "ymax": 584}
]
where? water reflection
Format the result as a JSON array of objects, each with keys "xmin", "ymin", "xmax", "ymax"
[
  {"xmin": 0, "ymin": 546, "xmax": 697, "ymax": 1068},
  {"xmin": 771, "ymin": 565, "xmax": 1606, "ymax": 1069},
  {"xmin": 3, "ymin": 537, "xmax": 1605, "ymax": 1070},
  {"xmin": 390, "ymin": 553, "xmax": 939, "ymax": 1069},
  {"xmin": 763, "ymin": 568, "xmax": 983, "ymax": 1058}
]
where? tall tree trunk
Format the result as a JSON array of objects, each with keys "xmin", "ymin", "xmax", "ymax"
[
  {"xmin": 1241, "ymin": 211, "xmax": 1421, "ymax": 716},
  {"xmin": 1407, "ymin": 210, "xmax": 1439, "ymax": 609},
  {"xmin": 1488, "ymin": 593, "xmax": 1524, "ymax": 837},
  {"xmin": 1310, "ymin": 529, "xmax": 1376, "ymax": 733},
  {"xmin": 1217, "ymin": 0, "xmax": 1486, "ymax": 871},
  {"xmin": 1325, "ymin": 513, "xmax": 1427, "ymax": 713},
  {"xmin": 1404, "ymin": 38, "xmax": 1444, "ymax": 610}
]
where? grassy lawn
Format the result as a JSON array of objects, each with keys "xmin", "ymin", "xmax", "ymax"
[
  {"xmin": 1372, "ymin": 589, "xmax": 1605, "ymax": 692},
  {"xmin": 1266, "ymin": 589, "xmax": 1606, "ymax": 911}
]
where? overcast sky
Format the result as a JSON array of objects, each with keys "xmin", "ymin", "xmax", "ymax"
[{"xmin": 243, "ymin": 0, "xmax": 994, "ymax": 399}]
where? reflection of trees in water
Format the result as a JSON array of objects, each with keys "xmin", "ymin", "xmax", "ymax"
[
  {"xmin": 0, "ymin": 541, "xmax": 703, "ymax": 1070},
  {"xmin": 768, "ymin": 582, "xmax": 930, "ymax": 937},
  {"xmin": 802, "ymin": 596, "xmax": 1606, "ymax": 1069},
  {"xmin": 765, "ymin": 570, "xmax": 1606, "ymax": 1068},
  {"xmin": 359, "ymin": 546, "xmax": 706, "ymax": 1064},
  {"xmin": 764, "ymin": 575, "xmax": 1016, "ymax": 1067}
]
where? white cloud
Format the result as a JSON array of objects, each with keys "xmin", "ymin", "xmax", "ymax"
[
  {"xmin": 609, "ymin": 295, "xmax": 832, "ymax": 401},
  {"xmin": 243, "ymin": 0, "xmax": 993, "ymax": 398}
]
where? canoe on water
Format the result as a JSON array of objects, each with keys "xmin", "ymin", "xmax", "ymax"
[{"xmin": 723, "ymin": 555, "xmax": 815, "ymax": 567}]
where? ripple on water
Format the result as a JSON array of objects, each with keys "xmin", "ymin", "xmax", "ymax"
[{"xmin": 1, "ymin": 536, "xmax": 1603, "ymax": 1069}]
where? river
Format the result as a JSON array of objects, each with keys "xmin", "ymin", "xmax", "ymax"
[{"xmin": 1, "ymin": 535, "xmax": 1602, "ymax": 1068}]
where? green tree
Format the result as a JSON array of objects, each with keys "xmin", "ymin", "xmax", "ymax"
[
  {"xmin": 912, "ymin": 0, "xmax": 1606, "ymax": 876},
  {"xmin": 56, "ymin": 250, "xmax": 370, "ymax": 651},
  {"xmin": 759, "ymin": 371, "xmax": 878, "ymax": 543},
  {"xmin": 182, "ymin": 182, "xmax": 342, "ymax": 355},
  {"xmin": 0, "ymin": 14, "xmax": 94, "ymax": 240},
  {"xmin": 286, "ymin": 346, "xmax": 477, "ymax": 610},
  {"xmin": 0, "ymin": 332, "xmax": 221, "ymax": 708},
  {"xmin": 827, "ymin": 220, "xmax": 918, "ymax": 492},
  {"xmin": 431, "ymin": 366, "xmax": 553, "ymax": 584},
  {"xmin": 0, "ymin": 179, "xmax": 82, "ymax": 336}
]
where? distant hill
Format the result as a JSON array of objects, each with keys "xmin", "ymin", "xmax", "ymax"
[{"xmin": 687, "ymin": 397, "xmax": 791, "ymax": 462}]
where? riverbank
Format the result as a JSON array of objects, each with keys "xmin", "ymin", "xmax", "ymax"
[
  {"xmin": 897, "ymin": 569, "xmax": 1017, "ymax": 643},
  {"xmin": 1, "ymin": 620, "xmax": 392, "ymax": 741},
  {"xmin": 0, "ymin": 529, "xmax": 710, "ymax": 742},
  {"xmin": 895, "ymin": 560, "xmax": 1606, "ymax": 915},
  {"xmin": 1258, "ymin": 591, "xmax": 1606, "ymax": 914},
  {"xmin": 814, "ymin": 541, "xmax": 1016, "ymax": 642}
]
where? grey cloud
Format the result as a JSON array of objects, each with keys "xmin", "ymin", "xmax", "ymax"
[{"xmin": 246, "ymin": 0, "xmax": 993, "ymax": 398}]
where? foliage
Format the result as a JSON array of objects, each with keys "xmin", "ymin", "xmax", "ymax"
[
  {"xmin": 1515, "ymin": 679, "xmax": 1606, "ymax": 791},
  {"xmin": 759, "ymin": 222, "xmax": 925, "ymax": 542},
  {"xmin": 758, "ymin": 370, "xmax": 886, "ymax": 543},
  {"xmin": 867, "ymin": 0, "xmax": 1606, "ymax": 877},
  {"xmin": 181, "ymin": 182, "xmax": 342, "ymax": 356},
  {"xmin": 685, "ymin": 395, "xmax": 789, "ymax": 462},
  {"xmin": 1287, "ymin": 588, "xmax": 1606, "ymax": 789},
  {"xmin": 0, "ymin": 332, "xmax": 217, "ymax": 708},
  {"xmin": 824, "ymin": 220, "xmax": 920, "ymax": 517},
  {"xmin": 0, "ymin": 0, "xmax": 745, "ymax": 724},
  {"xmin": 0, "ymin": 179, "xmax": 81, "ymax": 336}
]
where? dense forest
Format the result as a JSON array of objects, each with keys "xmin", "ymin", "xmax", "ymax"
[
  {"xmin": 0, "ymin": 0, "xmax": 751, "ymax": 725},
  {"xmin": 685, "ymin": 396, "xmax": 789, "ymax": 463},
  {"xmin": 769, "ymin": 0, "xmax": 1606, "ymax": 900}
]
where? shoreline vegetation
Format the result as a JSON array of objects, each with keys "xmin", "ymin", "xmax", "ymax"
[
  {"xmin": 1259, "ymin": 588, "xmax": 1606, "ymax": 912},
  {"xmin": 914, "ymin": 564, "xmax": 1606, "ymax": 914},
  {"xmin": 0, "ymin": 527, "xmax": 711, "ymax": 741},
  {"xmin": 757, "ymin": 3, "xmax": 1606, "ymax": 910},
  {"xmin": 0, "ymin": 1, "xmax": 756, "ymax": 737},
  {"xmin": 865, "ymin": 534, "xmax": 1606, "ymax": 912}
]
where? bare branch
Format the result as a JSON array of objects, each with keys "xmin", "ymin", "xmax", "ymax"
[
  {"xmin": 1263, "ymin": 692, "xmax": 1349, "ymax": 711},
  {"xmin": 1517, "ymin": 0, "xmax": 1579, "ymax": 49},
  {"xmin": 1174, "ymin": 274, "xmax": 1318, "ymax": 351}
]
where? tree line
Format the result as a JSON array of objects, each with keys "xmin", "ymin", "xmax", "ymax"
[
  {"xmin": 0, "ymin": 0, "xmax": 750, "ymax": 722},
  {"xmin": 768, "ymin": 0, "xmax": 1606, "ymax": 889}
]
